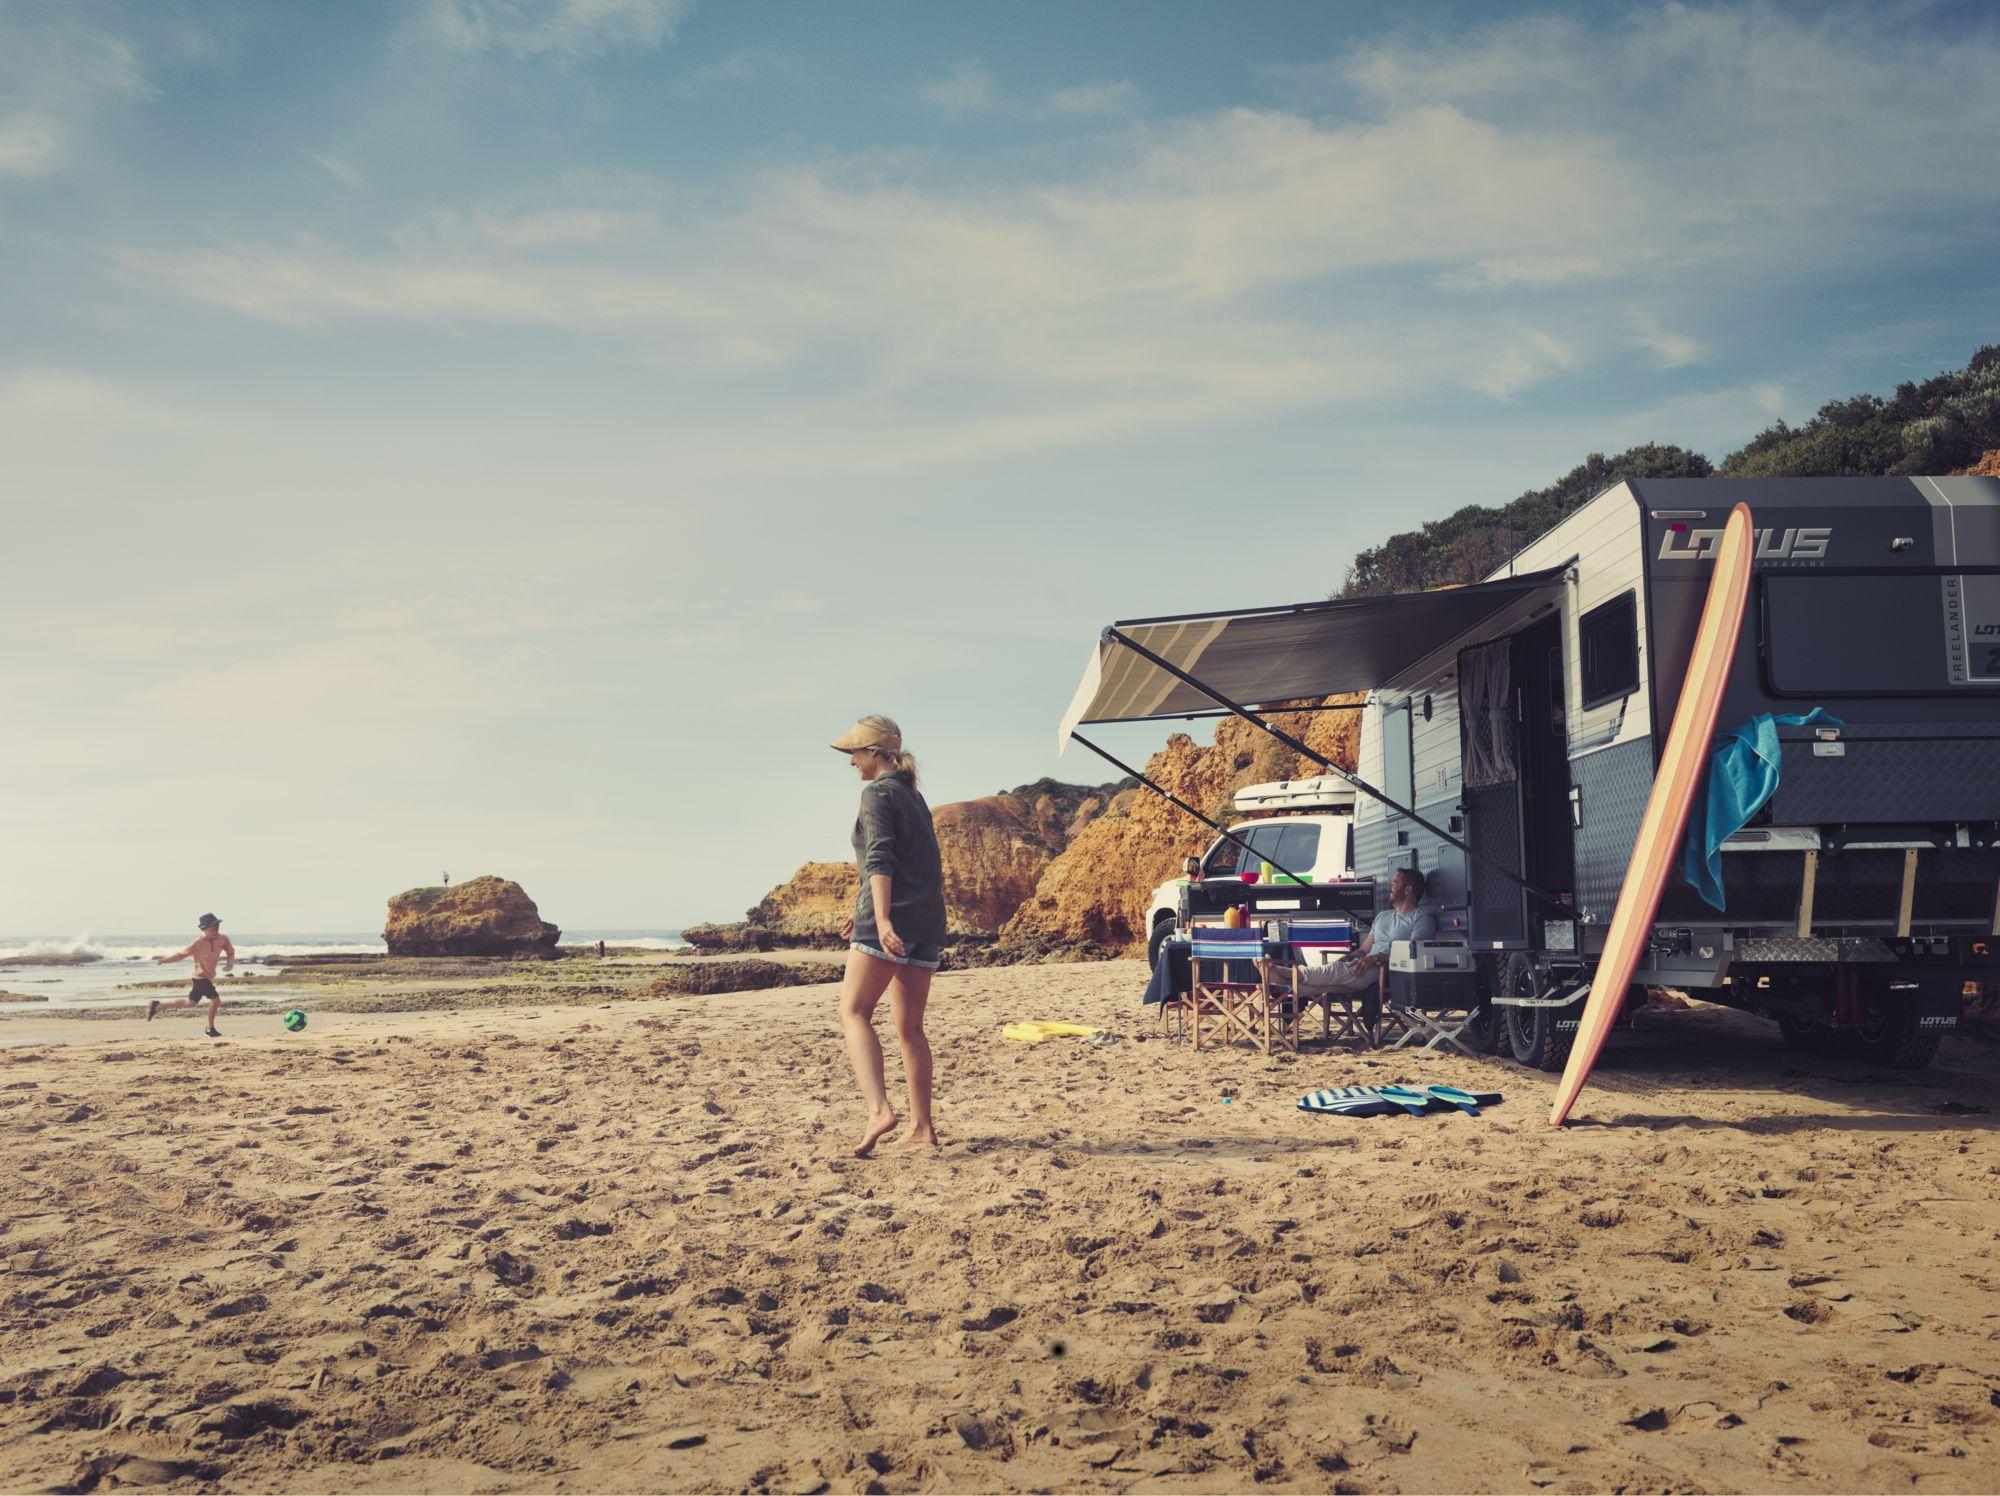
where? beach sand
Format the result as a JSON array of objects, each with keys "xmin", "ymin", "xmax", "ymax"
[{"xmin": 4, "ymin": 960, "xmax": 2000, "ymax": 1492}]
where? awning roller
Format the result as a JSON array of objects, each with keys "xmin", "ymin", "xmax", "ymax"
[{"xmin": 1058, "ymin": 565, "xmax": 1569, "ymax": 749}]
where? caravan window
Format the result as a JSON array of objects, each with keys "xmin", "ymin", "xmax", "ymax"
[
  {"xmin": 1382, "ymin": 703, "xmax": 1415, "ymax": 807},
  {"xmin": 1580, "ymin": 592, "xmax": 1640, "ymax": 708},
  {"xmin": 1765, "ymin": 573, "xmax": 1999, "ymax": 694}
]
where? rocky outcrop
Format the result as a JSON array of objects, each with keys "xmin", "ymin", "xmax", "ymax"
[
  {"xmin": 933, "ymin": 784, "xmax": 1109, "ymax": 935},
  {"xmin": 383, "ymin": 876, "xmax": 559, "ymax": 957},
  {"xmin": 745, "ymin": 861, "xmax": 861, "ymax": 946},
  {"xmin": 703, "ymin": 780, "xmax": 1124, "ymax": 950},
  {"xmin": 1955, "ymin": 450, "xmax": 2000, "ymax": 477},
  {"xmin": 1003, "ymin": 699, "xmax": 1362, "ymax": 955}
]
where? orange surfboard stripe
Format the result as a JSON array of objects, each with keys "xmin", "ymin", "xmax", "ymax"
[{"xmin": 1548, "ymin": 502, "xmax": 1755, "ymax": 1127}]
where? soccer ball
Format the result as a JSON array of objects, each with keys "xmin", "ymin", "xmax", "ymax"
[{"xmin": 282, "ymin": 1009, "xmax": 307, "ymax": 1033}]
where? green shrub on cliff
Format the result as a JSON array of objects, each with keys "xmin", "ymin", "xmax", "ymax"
[
  {"xmin": 1341, "ymin": 443, "xmax": 1713, "ymax": 597},
  {"xmin": 1340, "ymin": 344, "xmax": 2000, "ymax": 598},
  {"xmin": 1721, "ymin": 344, "xmax": 2000, "ymax": 478}
]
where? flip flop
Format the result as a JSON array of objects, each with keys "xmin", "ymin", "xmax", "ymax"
[
  {"xmin": 1374, "ymin": 1084, "xmax": 1435, "ymax": 1116},
  {"xmin": 1422, "ymin": 1084, "xmax": 1499, "ymax": 1115}
]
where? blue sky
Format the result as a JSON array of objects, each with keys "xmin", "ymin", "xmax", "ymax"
[{"xmin": 5, "ymin": 0, "xmax": 1999, "ymax": 933}]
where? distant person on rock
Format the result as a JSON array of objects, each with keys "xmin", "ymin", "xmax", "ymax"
[
  {"xmin": 830, "ymin": 715, "xmax": 948, "ymax": 1157},
  {"xmin": 149, "ymin": 913, "xmax": 235, "ymax": 1037}
]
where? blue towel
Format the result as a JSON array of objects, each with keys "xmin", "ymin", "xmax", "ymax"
[{"xmin": 1683, "ymin": 708, "xmax": 1840, "ymax": 911}]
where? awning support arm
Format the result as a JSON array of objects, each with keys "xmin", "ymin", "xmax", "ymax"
[
  {"xmin": 1067, "ymin": 730, "xmax": 1313, "ymax": 889},
  {"xmin": 1103, "ymin": 626, "xmax": 1565, "ymax": 913}
]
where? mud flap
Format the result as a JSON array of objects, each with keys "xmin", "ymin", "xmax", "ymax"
[{"xmin": 1908, "ymin": 978, "xmax": 1963, "ymax": 1036}]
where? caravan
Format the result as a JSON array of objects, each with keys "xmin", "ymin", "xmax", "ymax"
[{"xmin": 1063, "ymin": 476, "xmax": 2000, "ymax": 1075}]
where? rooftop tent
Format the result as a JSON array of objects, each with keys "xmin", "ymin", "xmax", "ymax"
[{"xmin": 1058, "ymin": 565, "xmax": 1571, "ymax": 749}]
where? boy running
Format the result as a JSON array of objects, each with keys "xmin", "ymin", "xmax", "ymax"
[{"xmin": 150, "ymin": 914, "xmax": 235, "ymax": 1037}]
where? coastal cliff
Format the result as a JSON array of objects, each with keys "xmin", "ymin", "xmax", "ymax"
[
  {"xmin": 1003, "ymin": 700, "xmax": 1362, "ymax": 954},
  {"xmin": 685, "ymin": 778, "xmax": 1125, "ymax": 950}
]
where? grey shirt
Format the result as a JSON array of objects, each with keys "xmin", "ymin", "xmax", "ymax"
[{"xmin": 851, "ymin": 771, "xmax": 948, "ymax": 949}]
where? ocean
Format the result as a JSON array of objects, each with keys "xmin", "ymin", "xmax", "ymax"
[{"xmin": 0, "ymin": 930, "xmax": 690, "ymax": 1012}]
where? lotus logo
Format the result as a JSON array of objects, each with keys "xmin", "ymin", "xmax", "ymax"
[{"xmin": 1657, "ymin": 526, "xmax": 1833, "ymax": 562}]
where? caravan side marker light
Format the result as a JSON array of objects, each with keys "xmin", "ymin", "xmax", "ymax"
[{"xmin": 1665, "ymin": 521, "xmax": 1689, "ymax": 534}]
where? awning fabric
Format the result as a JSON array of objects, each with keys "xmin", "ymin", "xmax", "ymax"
[{"xmin": 1058, "ymin": 566, "xmax": 1568, "ymax": 750}]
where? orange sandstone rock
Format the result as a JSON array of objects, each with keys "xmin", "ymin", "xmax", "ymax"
[
  {"xmin": 383, "ymin": 876, "xmax": 559, "ymax": 957},
  {"xmin": 1002, "ymin": 699, "xmax": 1362, "ymax": 955}
]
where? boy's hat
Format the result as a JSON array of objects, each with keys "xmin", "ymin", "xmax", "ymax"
[{"xmin": 197, "ymin": 913, "xmax": 220, "ymax": 928}]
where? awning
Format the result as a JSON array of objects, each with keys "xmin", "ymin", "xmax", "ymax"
[{"xmin": 1058, "ymin": 565, "xmax": 1568, "ymax": 750}]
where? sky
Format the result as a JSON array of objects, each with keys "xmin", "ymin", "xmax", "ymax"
[{"xmin": 4, "ymin": 0, "xmax": 1999, "ymax": 934}]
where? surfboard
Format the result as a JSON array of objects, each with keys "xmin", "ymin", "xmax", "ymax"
[{"xmin": 1548, "ymin": 502, "xmax": 1755, "ymax": 1127}]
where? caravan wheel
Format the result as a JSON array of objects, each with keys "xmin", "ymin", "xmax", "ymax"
[
  {"xmin": 1845, "ymin": 987, "xmax": 1941, "ymax": 1070},
  {"xmin": 1503, "ymin": 952, "xmax": 1576, "ymax": 1072}
]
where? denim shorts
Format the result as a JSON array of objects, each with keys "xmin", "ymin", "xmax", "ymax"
[{"xmin": 851, "ymin": 940, "xmax": 943, "ymax": 970}]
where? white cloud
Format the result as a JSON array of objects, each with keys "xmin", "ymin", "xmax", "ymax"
[
  {"xmin": 0, "ymin": 7, "xmax": 158, "ymax": 180},
  {"xmin": 1047, "ymin": 80, "xmax": 1142, "ymax": 116},
  {"xmin": 918, "ymin": 60, "xmax": 998, "ymax": 113},
  {"xmin": 309, "ymin": 149, "xmax": 365, "ymax": 187},
  {"xmin": 1632, "ymin": 312, "xmax": 1703, "ymax": 369},
  {"xmin": 424, "ymin": 0, "xmax": 688, "ymax": 59},
  {"xmin": 0, "ymin": 112, "xmax": 62, "ymax": 176},
  {"xmin": 1473, "ymin": 328, "xmax": 1579, "ymax": 401},
  {"xmin": 104, "ymin": 5, "xmax": 2000, "ymax": 465}
]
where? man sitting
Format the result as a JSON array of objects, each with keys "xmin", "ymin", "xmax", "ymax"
[{"xmin": 1302, "ymin": 867, "xmax": 1436, "ymax": 1010}]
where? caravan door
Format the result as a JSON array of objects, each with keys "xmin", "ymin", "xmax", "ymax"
[
  {"xmin": 1460, "ymin": 618, "xmax": 1574, "ymax": 947},
  {"xmin": 1460, "ymin": 638, "xmax": 1528, "ymax": 946}
]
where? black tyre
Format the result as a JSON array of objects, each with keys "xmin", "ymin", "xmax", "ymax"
[
  {"xmin": 1459, "ymin": 957, "xmax": 1506, "ymax": 1054},
  {"xmin": 1146, "ymin": 915, "xmax": 1175, "ymax": 970},
  {"xmin": 1506, "ymin": 1004, "xmax": 1576, "ymax": 1071},
  {"xmin": 1501, "ymin": 952, "xmax": 1577, "ymax": 1071},
  {"xmin": 1845, "ymin": 989, "xmax": 1941, "ymax": 1069},
  {"xmin": 1775, "ymin": 1012, "xmax": 1835, "ymax": 1052},
  {"xmin": 1459, "ymin": 1004, "xmax": 1504, "ymax": 1055}
]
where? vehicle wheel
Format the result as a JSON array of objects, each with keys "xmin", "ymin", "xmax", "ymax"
[
  {"xmin": 1775, "ymin": 1012, "xmax": 1834, "ymax": 1052},
  {"xmin": 1458, "ymin": 957, "xmax": 1505, "ymax": 1054},
  {"xmin": 1844, "ymin": 988, "xmax": 1941, "ymax": 1069},
  {"xmin": 1459, "ymin": 1003, "xmax": 1504, "ymax": 1055},
  {"xmin": 1146, "ymin": 916, "xmax": 1175, "ymax": 970},
  {"xmin": 1502, "ymin": 951, "xmax": 1575, "ymax": 1071}
]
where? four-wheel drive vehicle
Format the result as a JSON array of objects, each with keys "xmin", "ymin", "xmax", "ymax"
[{"xmin": 1144, "ymin": 776, "xmax": 1365, "ymax": 965}]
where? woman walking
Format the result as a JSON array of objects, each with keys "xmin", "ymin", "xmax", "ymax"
[{"xmin": 830, "ymin": 715, "xmax": 948, "ymax": 1157}]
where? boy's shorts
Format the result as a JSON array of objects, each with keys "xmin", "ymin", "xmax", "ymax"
[{"xmin": 189, "ymin": 977, "xmax": 220, "ymax": 1003}]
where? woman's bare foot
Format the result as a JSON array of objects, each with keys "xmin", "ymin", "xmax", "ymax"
[
  {"xmin": 854, "ymin": 1106, "xmax": 900, "ymax": 1158},
  {"xmin": 896, "ymin": 1122, "xmax": 939, "ymax": 1149}
]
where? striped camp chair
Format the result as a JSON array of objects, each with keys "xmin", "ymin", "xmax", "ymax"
[
  {"xmin": 1272, "ymin": 918, "xmax": 1367, "ymax": 1046},
  {"xmin": 1186, "ymin": 925, "xmax": 1266, "ymax": 1051}
]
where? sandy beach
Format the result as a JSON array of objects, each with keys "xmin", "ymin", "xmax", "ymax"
[{"xmin": 4, "ymin": 961, "xmax": 2000, "ymax": 1493}]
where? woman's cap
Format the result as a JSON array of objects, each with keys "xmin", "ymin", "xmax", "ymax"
[
  {"xmin": 828, "ymin": 718, "xmax": 902, "ymax": 753},
  {"xmin": 198, "ymin": 913, "xmax": 220, "ymax": 929}
]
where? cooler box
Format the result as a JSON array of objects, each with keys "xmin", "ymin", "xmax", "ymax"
[{"xmin": 1386, "ymin": 940, "xmax": 1479, "ymax": 1008}]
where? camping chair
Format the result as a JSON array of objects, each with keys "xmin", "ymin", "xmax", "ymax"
[
  {"xmin": 1150, "ymin": 938, "xmax": 1191, "ymax": 1041},
  {"xmin": 1186, "ymin": 925, "xmax": 1266, "ymax": 1051},
  {"xmin": 1383, "ymin": 942, "xmax": 1481, "ymax": 1057},
  {"xmin": 1272, "ymin": 918, "xmax": 1370, "ymax": 1046}
]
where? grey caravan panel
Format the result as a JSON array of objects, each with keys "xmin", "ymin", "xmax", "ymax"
[
  {"xmin": 1569, "ymin": 738, "xmax": 1652, "ymax": 926},
  {"xmin": 1352, "ymin": 791, "xmax": 1469, "ymax": 935},
  {"xmin": 1634, "ymin": 476, "xmax": 2000, "ymax": 832}
]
